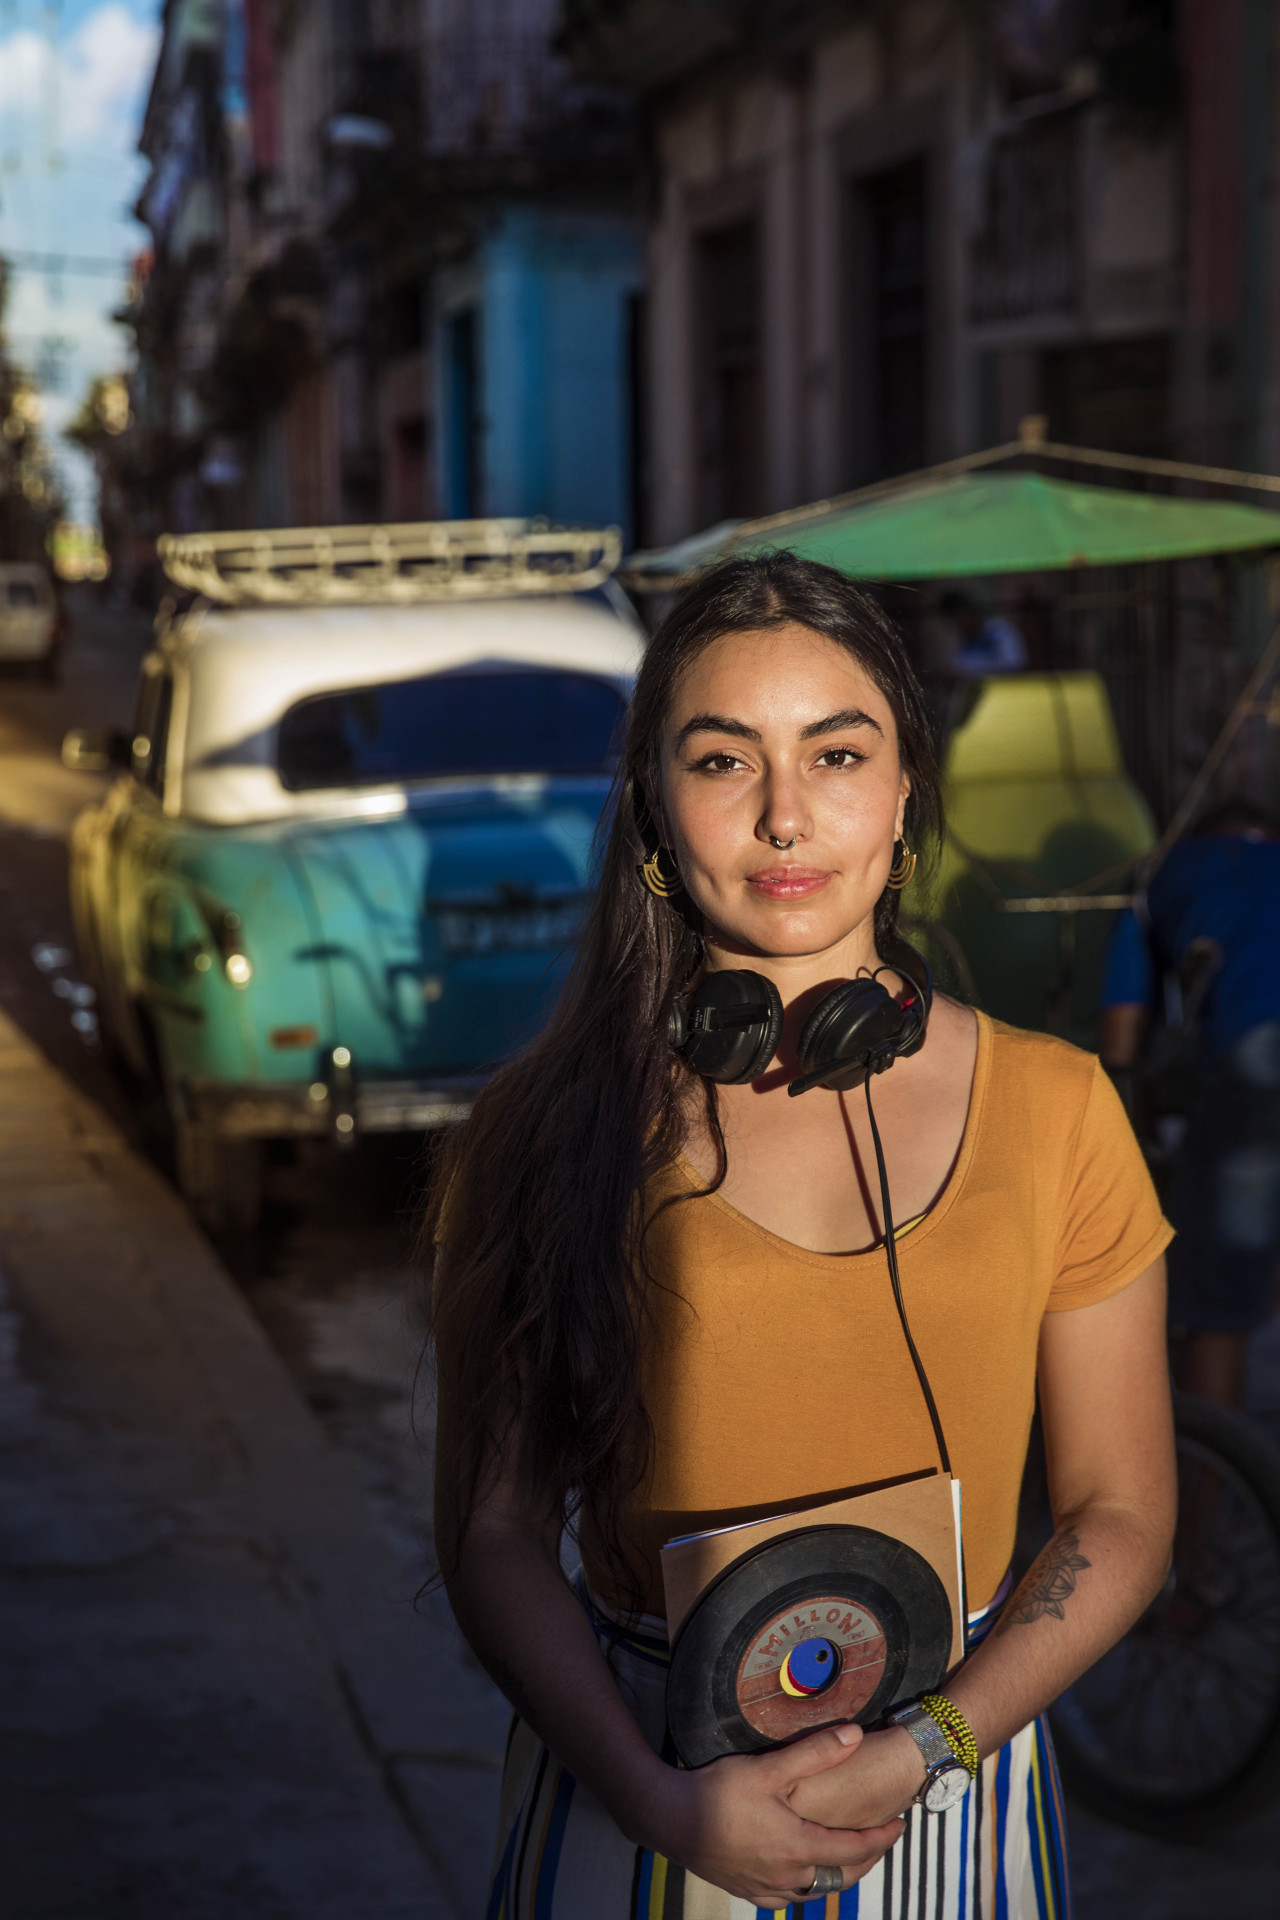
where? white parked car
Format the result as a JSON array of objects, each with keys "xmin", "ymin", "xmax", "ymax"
[
  {"xmin": 0, "ymin": 563, "xmax": 61, "ymax": 678},
  {"xmin": 63, "ymin": 519, "xmax": 640, "ymax": 1229}
]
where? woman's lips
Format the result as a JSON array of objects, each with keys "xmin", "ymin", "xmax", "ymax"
[{"xmin": 745, "ymin": 865, "xmax": 833, "ymax": 900}]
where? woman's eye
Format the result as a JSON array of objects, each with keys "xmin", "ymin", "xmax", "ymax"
[
  {"xmin": 816, "ymin": 748, "xmax": 866, "ymax": 769},
  {"xmin": 693, "ymin": 752, "xmax": 747, "ymax": 773}
]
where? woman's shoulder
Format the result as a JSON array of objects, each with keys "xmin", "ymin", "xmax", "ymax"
[
  {"xmin": 982, "ymin": 1011, "xmax": 1097, "ymax": 1066},
  {"xmin": 978, "ymin": 1012, "xmax": 1107, "ymax": 1123},
  {"xmin": 970, "ymin": 1016, "xmax": 1151, "ymax": 1220}
]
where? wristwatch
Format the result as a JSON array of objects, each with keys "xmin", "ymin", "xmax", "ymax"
[{"xmin": 887, "ymin": 1703, "xmax": 973, "ymax": 1813}]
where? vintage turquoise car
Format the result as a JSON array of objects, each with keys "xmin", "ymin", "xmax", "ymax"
[{"xmin": 63, "ymin": 521, "xmax": 639, "ymax": 1228}]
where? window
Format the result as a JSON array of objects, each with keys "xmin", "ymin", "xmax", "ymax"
[
  {"xmin": 696, "ymin": 221, "xmax": 764, "ymax": 523},
  {"xmin": 854, "ymin": 159, "xmax": 928, "ymax": 480},
  {"xmin": 7, "ymin": 579, "xmax": 39, "ymax": 608},
  {"xmin": 970, "ymin": 112, "xmax": 1077, "ymax": 322},
  {"xmin": 277, "ymin": 668, "xmax": 626, "ymax": 792}
]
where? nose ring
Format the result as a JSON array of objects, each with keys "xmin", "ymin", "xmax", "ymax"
[{"xmin": 769, "ymin": 836, "xmax": 797, "ymax": 850}]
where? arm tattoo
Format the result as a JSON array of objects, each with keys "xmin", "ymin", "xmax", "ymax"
[{"xmin": 995, "ymin": 1528, "xmax": 1092, "ymax": 1636}]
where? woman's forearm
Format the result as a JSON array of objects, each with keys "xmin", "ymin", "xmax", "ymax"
[
  {"xmin": 950, "ymin": 1265, "xmax": 1176, "ymax": 1763},
  {"xmin": 446, "ymin": 1525, "xmax": 676, "ymax": 1844},
  {"xmin": 789, "ymin": 1495, "xmax": 1171, "ymax": 1830},
  {"xmin": 947, "ymin": 1497, "xmax": 1169, "ymax": 1756}
]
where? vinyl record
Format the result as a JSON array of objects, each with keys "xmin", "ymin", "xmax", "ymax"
[{"xmin": 666, "ymin": 1525, "xmax": 953, "ymax": 1769}]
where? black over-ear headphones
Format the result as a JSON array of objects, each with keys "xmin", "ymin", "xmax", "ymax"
[{"xmin": 668, "ymin": 940, "xmax": 931, "ymax": 1095}]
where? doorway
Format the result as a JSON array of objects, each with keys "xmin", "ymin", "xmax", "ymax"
[{"xmin": 695, "ymin": 220, "xmax": 765, "ymax": 523}]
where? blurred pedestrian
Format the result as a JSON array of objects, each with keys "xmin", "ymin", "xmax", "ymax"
[
  {"xmin": 1100, "ymin": 798, "xmax": 1280, "ymax": 1409},
  {"xmin": 939, "ymin": 588, "xmax": 1029, "ymax": 675}
]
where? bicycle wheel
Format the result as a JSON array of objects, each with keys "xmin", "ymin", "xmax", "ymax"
[{"xmin": 1050, "ymin": 1391, "xmax": 1280, "ymax": 1836}]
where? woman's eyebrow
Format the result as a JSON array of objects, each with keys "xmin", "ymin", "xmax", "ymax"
[
  {"xmin": 674, "ymin": 712, "xmax": 761, "ymax": 747},
  {"xmin": 799, "ymin": 707, "xmax": 883, "ymax": 739},
  {"xmin": 673, "ymin": 706, "xmax": 884, "ymax": 748}
]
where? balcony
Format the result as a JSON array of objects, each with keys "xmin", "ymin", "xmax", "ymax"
[
  {"xmin": 423, "ymin": 26, "xmax": 570, "ymax": 156},
  {"xmin": 324, "ymin": 26, "xmax": 634, "ymax": 239},
  {"xmin": 557, "ymin": 0, "xmax": 818, "ymax": 91}
]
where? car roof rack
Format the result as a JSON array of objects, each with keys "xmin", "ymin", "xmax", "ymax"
[{"xmin": 156, "ymin": 519, "xmax": 622, "ymax": 606}]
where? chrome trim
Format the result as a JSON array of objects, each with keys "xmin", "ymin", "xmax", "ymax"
[{"xmin": 183, "ymin": 1075, "xmax": 482, "ymax": 1138}]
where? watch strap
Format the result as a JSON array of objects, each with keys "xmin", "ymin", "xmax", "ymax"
[{"xmin": 887, "ymin": 1702, "xmax": 956, "ymax": 1774}]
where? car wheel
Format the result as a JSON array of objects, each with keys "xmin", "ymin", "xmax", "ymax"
[{"xmin": 174, "ymin": 1122, "xmax": 267, "ymax": 1235}]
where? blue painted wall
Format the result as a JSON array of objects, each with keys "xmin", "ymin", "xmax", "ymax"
[{"xmin": 435, "ymin": 207, "xmax": 643, "ymax": 543}]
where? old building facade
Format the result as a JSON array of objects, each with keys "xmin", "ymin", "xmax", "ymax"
[
  {"xmin": 119, "ymin": 0, "xmax": 1280, "ymax": 587},
  {"xmin": 127, "ymin": 0, "xmax": 643, "ymax": 542},
  {"xmin": 563, "ymin": 0, "xmax": 1280, "ymax": 548}
]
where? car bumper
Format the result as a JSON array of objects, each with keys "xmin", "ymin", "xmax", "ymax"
[{"xmin": 184, "ymin": 1075, "xmax": 484, "ymax": 1138}]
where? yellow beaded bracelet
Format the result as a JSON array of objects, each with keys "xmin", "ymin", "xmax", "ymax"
[{"xmin": 918, "ymin": 1694, "xmax": 980, "ymax": 1777}]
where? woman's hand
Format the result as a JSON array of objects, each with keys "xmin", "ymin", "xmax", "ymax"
[
  {"xmin": 642, "ymin": 1724, "xmax": 906, "ymax": 1907},
  {"xmin": 786, "ymin": 1726, "xmax": 925, "ymax": 1831}
]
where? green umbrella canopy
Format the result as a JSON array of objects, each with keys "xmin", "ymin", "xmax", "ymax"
[{"xmin": 625, "ymin": 470, "xmax": 1280, "ymax": 581}]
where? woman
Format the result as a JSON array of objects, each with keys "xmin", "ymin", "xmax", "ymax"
[{"xmin": 428, "ymin": 555, "xmax": 1175, "ymax": 1918}]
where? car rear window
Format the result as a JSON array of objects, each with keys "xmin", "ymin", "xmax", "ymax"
[
  {"xmin": 277, "ymin": 668, "xmax": 627, "ymax": 791},
  {"xmin": 6, "ymin": 580, "xmax": 40, "ymax": 608}
]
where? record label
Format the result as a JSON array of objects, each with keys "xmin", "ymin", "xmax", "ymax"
[{"xmin": 736, "ymin": 1595, "xmax": 887, "ymax": 1739}]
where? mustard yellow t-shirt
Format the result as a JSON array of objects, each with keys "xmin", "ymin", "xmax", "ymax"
[{"xmin": 585, "ymin": 1012, "xmax": 1172, "ymax": 1615}]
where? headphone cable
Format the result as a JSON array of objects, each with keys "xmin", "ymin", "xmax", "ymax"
[{"xmin": 862, "ymin": 1076, "xmax": 953, "ymax": 1479}]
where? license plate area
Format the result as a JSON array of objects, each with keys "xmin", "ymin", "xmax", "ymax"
[{"xmin": 431, "ymin": 894, "xmax": 587, "ymax": 956}]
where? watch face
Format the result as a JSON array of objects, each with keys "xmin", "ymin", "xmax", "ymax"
[{"xmin": 922, "ymin": 1763, "xmax": 971, "ymax": 1814}]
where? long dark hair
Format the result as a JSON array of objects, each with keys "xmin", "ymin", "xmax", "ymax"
[{"xmin": 425, "ymin": 552, "xmax": 943, "ymax": 1601}]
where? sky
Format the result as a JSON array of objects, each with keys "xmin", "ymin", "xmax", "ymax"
[{"xmin": 0, "ymin": 0, "xmax": 160, "ymax": 522}]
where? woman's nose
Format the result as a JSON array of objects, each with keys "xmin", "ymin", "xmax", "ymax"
[{"xmin": 758, "ymin": 777, "xmax": 811, "ymax": 848}]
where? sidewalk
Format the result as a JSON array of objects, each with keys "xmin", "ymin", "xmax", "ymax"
[{"xmin": 0, "ymin": 1004, "xmax": 507, "ymax": 1919}]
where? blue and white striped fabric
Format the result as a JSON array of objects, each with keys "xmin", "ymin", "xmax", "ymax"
[{"xmin": 485, "ymin": 1576, "xmax": 1071, "ymax": 1920}]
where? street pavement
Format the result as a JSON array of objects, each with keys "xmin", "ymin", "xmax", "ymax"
[
  {"xmin": 0, "ymin": 1000, "xmax": 504, "ymax": 1918},
  {"xmin": 1, "ymin": 592, "xmax": 1279, "ymax": 1914},
  {"xmin": 0, "ymin": 597, "xmax": 507, "ymax": 1919}
]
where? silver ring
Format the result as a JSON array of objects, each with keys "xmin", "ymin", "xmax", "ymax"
[
  {"xmin": 769, "ymin": 835, "xmax": 797, "ymax": 849},
  {"xmin": 801, "ymin": 1865, "xmax": 844, "ymax": 1896}
]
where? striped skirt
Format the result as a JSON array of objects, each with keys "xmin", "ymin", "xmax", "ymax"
[{"xmin": 485, "ymin": 1578, "xmax": 1071, "ymax": 1920}]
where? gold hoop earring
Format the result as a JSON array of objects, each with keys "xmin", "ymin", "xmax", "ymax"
[
  {"xmin": 641, "ymin": 847, "xmax": 683, "ymax": 898},
  {"xmin": 886, "ymin": 840, "xmax": 916, "ymax": 890}
]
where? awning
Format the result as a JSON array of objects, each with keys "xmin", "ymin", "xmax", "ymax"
[{"xmin": 624, "ymin": 470, "xmax": 1280, "ymax": 583}]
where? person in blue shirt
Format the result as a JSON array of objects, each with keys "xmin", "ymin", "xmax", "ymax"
[
  {"xmin": 939, "ymin": 588, "xmax": 1029, "ymax": 675},
  {"xmin": 1100, "ymin": 799, "xmax": 1280, "ymax": 1409}
]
